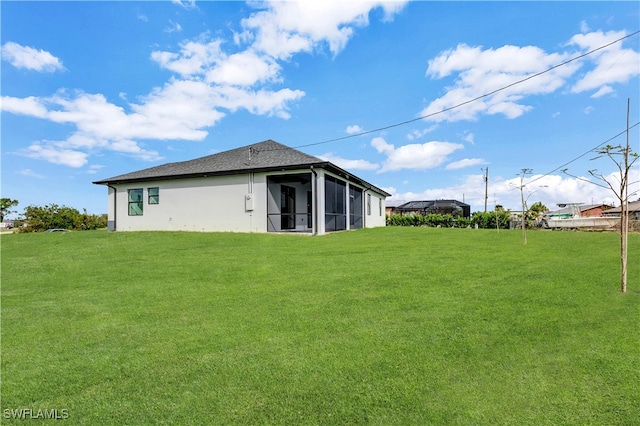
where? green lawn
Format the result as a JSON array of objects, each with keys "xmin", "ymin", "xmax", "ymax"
[{"xmin": 1, "ymin": 228, "xmax": 638, "ymax": 424}]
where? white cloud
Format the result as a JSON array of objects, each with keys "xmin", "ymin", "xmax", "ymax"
[
  {"xmin": 318, "ymin": 153, "xmax": 379, "ymax": 171},
  {"xmin": 580, "ymin": 20, "xmax": 590, "ymax": 33},
  {"xmin": 407, "ymin": 125, "xmax": 437, "ymax": 140},
  {"xmin": 19, "ymin": 169, "xmax": 46, "ymax": 179},
  {"xmin": 2, "ymin": 3, "xmax": 406, "ymax": 168},
  {"xmin": 462, "ymin": 131, "xmax": 475, "ymax": 144},
  {"xmin": 420, "ymin": 29, "xmax": 639, "ymax": 123},
  {"xmin": 1, "ymin": 96, "xmax": 49, "ymax": 118},
  {"xmin": 211, "ymin": 85, "xmax": 305, "ymax": 119},
  {"xmin": 590, "ymin": 86, "xmax": 614, "ymax": 98},
  {"xmin": 240, "ymin": 1, "xmax": 407, "ymax": 59},
  {"xmin": 164, "ymin": 21, "xmax": 183, "ymax": 34},
  {"xmin": 206, "ymin": 51, "xmax": 281, "ymax": 86},
  {"xmin": 172, "ymin": 0, "xmax": 196, "ymax": 10},
  {"xmin": 1, "ymin": 42, "xmax": 65, "ymax": 72},
  {"xmin": 386, "ymin": 171, "xmax": 635, "ymax": 213},
  {"xmin": 10, "ymin": 83, "xmax": 225, "ymax": 142},
  {"xmin": 498, "ymin": 173, "xmax": 629, "ymax": 209},
  {"xmin": 446, "ymin": 158, "xmax": 486, "ymax": 170},
  {"xmin": 23, "ymin": 133, "xmax": 162, "ymax": 166},
  {"xmin": 422, "ymin": 43, "xmax": 577, "ymax": 122},
  {"xmin": 372, "ymin": 136, "xmax": 464, "ymax": 172},
  {"xmin": 151, "ymin": 37, "xmax": 224, "ymax": 77},
  {"xmin": 346, "ymin": 124, "xmax": 363, "ymax": 134},
  {"xmin": 568, "ymin": 30, "xmax": 640, "ymax": 96},
  {"xmin": 131, "ymin": 79, "xmax": 226, "ymax": 140},
  {"xmin": 24, "ymin": 143, "xmax": 88, "ymax": 168},
  {"xmin": 3, "ymin": 76, "xmax": 304, "ymax": 167},
  {"xmin": 87, "ymin": 165, "xmax": 105, "ymax": 175},
  {"xmin": 107, "ymin": 139, "xmax": 162, "ymax": 162}
]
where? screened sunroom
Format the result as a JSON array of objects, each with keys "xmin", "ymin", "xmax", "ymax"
[{"xmin": 266, "ymin": 172, "xmax": 366, "ymax": 234}]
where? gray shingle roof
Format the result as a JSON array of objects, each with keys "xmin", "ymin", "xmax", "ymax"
[
  {"xmin": 603, "ymin": 200, "xmax": 640, "ymax": 214},
  {"xmin": 93, "ymin": 140, "xmax": 328, "ymax": 184},
  {"xmin": 93, "ymin": 139, "xmax": 391, "ymax": 196},
  {"xmin": 397, "ymin": 200, "xmax": 470, "ymax": 209},
  {"xmin": 394, "ymin": 200, "xmax": 471, "ymax": 218}
]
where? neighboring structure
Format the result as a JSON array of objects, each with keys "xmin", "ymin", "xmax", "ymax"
[
  {"xmin": 542, "ymin": 203, "xmax": 619, "ymax": 230},
  {"xmin": 603, "ymin": 200, "xmax": 640, "ymax": 221},
  {"xmin": 93, "ymin": 140, "xmax": 389, "ymax": 234},
  {"xmin": 547, "ymin": 203, "xmax": 614, "ymax": 219},
  {"xmin": 0, "ymin": 220, "xmax": 15, "ymax": 229},
  {"xmin": 393, "ymin": 200, "xmax": 471, "ymax": 218},
  {"xmin": 385, "ymin": 201, "xmax": 404, "ymax": 217}
]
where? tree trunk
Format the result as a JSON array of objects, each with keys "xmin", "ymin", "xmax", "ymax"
[
  {"xmin": 620, "ymin": 98, "xmax": 630, "ymax": 293},
  {"xmin": 621, "ymin": 204, "xmax": 627, "ymax": 293}
]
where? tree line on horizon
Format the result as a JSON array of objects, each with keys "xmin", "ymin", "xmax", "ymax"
[{"xmin": 1, "ymin": 198, "xmax": 107, "ymax": 232}]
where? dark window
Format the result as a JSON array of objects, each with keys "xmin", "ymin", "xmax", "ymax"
[
  {"xmin": 128, "ymin": 189, "xmax": 143, "ymax": 216},
  {"xmin": 281, "ymin": 185, "xmax": 296, "ymax": 230},
  {"xmin": 148, "ymin": 187, "xmax": 159, "ymax": 204},
  {"xmin": 349, "ymin": 186, "xmax": 363, "ymax": 229}
]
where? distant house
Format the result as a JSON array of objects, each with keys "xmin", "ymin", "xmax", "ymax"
[
  {"xmin": 385, "ymin": 201, "xmax": 404, "ymax": 217},
  {"xmin": 393, "ymin": 200, "xmax": 471, "ymax": 218},
  {"xmin": 0, "ymin": 220, "xmax": 15, "ymax": 229},
  {"xmin": 93, "ymin": 140, "xmax": 389, "ymax": 234},
  {"xmin": 602, "ymin": 200, "xmax": 640, "ymax": 221},
  {"xmin": 547, "ymin": 203, "xmax": 614, "ymax": 219}
]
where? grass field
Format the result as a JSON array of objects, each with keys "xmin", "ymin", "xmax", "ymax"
[{"xmin": 1, "ymin": 228, "xmax": 638, "ymax": 424}]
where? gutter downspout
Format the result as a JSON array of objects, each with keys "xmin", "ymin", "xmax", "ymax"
[
  {"xmin": 362, "ymin": 188, "xmax": 369, "ymax": 229},
  {"xmin": 248, "ymin": 173, "xmax": 254, "ymax": 233},
  {"xmin": 310, "ymin": 166, "xmax": 318, "ymax": 235},
  {"xmin": 107, "ymin": 184, "xmax": 117, "ymax": 231}
]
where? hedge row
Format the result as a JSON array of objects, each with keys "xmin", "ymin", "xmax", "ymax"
[{"xmin": 386, "ymin": 211, "xmax": 511, "ymax": 229}]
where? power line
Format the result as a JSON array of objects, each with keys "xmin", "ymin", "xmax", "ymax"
[
  {"xmin": 526, "ymin": 121, "xmax": 640, "ymax": 186},
  {"xmin": 257, "ymin": 29, "xmax": 639, "ymax": 152},
  {"xmin": 251, "ymin": 28, "xmax": 640, "ymax": 189}
]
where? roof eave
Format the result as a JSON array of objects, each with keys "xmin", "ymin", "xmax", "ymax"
[{"xmin": 93, "ymin": 162, "xmax": 332, "ymax": 186}]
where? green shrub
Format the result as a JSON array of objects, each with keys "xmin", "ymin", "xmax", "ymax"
[
  {"xmin": 386, "ymin": 213, "xmax": 471, "ymax": 228},
  {"xmin": 19, "ymin": 204, "xmax": 107, "ymax": 232},
  {"xmin": 471, "ymin": 211, "xmax": 511, "ymax": 229}
]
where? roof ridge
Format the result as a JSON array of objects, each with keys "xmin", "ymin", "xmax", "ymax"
[{"xmin": 93, "ymin": 139, "xmax": 326, "ymax": 184}]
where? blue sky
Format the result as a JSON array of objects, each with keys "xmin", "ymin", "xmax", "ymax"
[{"xmin": 2, "ymin": 1, "xmax": 639, "ymax": 217}]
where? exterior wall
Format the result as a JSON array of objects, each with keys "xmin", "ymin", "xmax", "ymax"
[
  {"xmin": 107, "ymin": 186, "xmax": 116, "ymax": 231},
  {"xmin": 581, "ymin": 206, "xmax": 607, "ymax": 217},
  {"xmin": 110, "ymin": 174, "xmax": 267, "ymax": 232},
  {"xmin": 364, "ymin": 190, "xmax": 386, "ymax": 228},
  {"xmin": 105, "ymin": 168, "xmax": 387, "ymax": 233}
]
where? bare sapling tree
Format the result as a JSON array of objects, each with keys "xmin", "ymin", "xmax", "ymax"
[
  {"xmin": 513, "ymin": 169, "xmax": 533, "ymax": 244},
  {"xmin": 564, "ymin": 99, "xmax": 638, "ymax": 293}
]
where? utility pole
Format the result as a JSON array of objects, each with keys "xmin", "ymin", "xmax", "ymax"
[{"xmin": 482, "ymin": 167, "xmax": 489, "ymax": 213}]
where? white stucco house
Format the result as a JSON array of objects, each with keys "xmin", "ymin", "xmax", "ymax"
[{"xmin": 93, "ymin": 140, "xmax": 389, "ymax": 235}]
